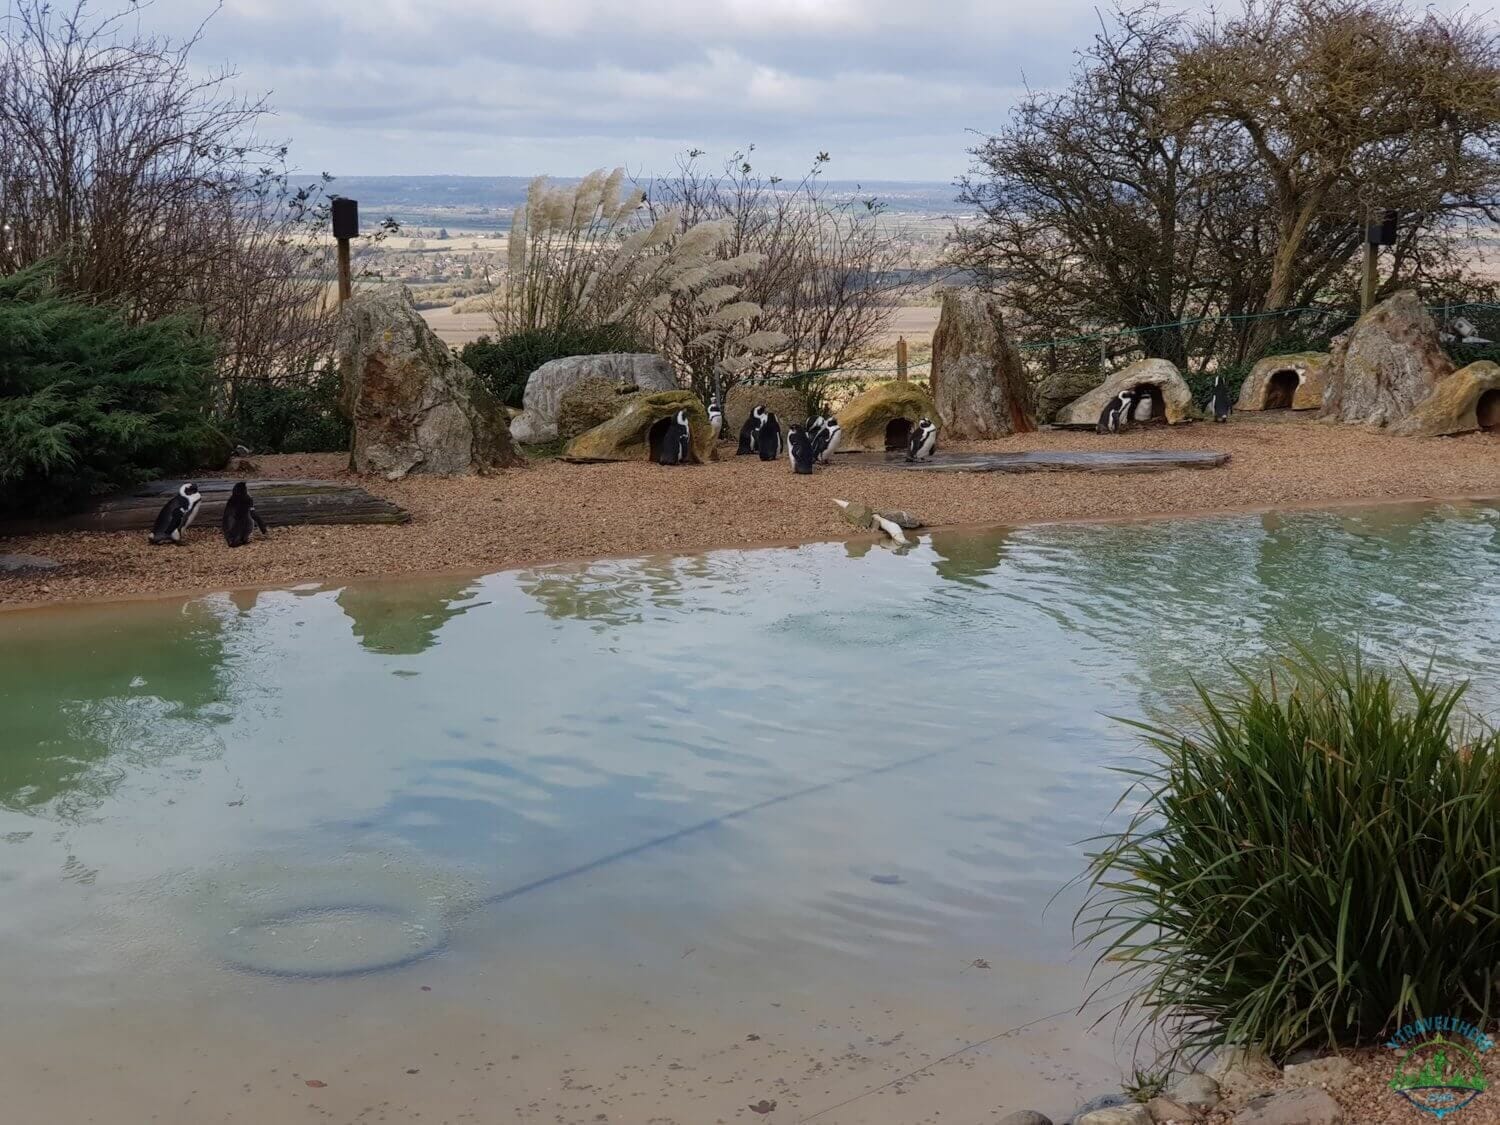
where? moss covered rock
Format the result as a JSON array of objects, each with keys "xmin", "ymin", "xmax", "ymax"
[
  {"xmin": 836, "ymin": 381, "xmax": 936, "ymax": 452},
  {"xmin": 1391, "ymin": 361, "xmax": 1500, "ymax": 437},
  {"xmin": 1236, "ymin": 353, "xmax": 1329, "ymax": 411},
  {"xmin": 724, "ymin": 385, "xmax": 806, "ymax": 439},
  {"xmin": 562, "ymin": 391, "xmax": 714, "ymax": 463},
  {"xmin": 1036, "ymin": 371, "xmax": 1102, "ymax": 425},
  {"xmin": 557, "ymin": 378, "xmax": 643, "ymax": 441}
]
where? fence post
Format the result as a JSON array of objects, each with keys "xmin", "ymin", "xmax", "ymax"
[{"xmin": 896, "ymin": 336, "xmax": 908, "ymax": 381}]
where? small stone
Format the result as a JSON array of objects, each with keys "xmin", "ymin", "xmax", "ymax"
[
  {"xmin": 997, "ymin": 1113, "xmax": 1052, "ymax": 1125},
  {"xmin": 1282, "ymin": 1056, "xmax": 1354, "ymax": 1090},
  {"xmin": 1167, "ymin": 1073, "xmax": 1220, "ymax": 1109},
  {"xmin": 1075, "ymin": 1105, "xmax": 1152, "ymax": 1125},
  {"xmin": 835, "ymin": 500, "xmax": 875, "ymax": 530},
  {"xmin": 1206, "ymin": 1048, "xmax": 1279, "ymax": 1100},
  {"xmin": 1072, "ymin": 1094, "xmax": 1129, "ymax": 1117},
  {"xmin": 1145, "ymin": 1096, "xmax": 1199, "ymax": 1123},
  {"xmin": 874, "ymin": 509, "xmax": 924, "ymax": 529},
  {"xmin": 0, "ymin": 553, "xmax": 59, "ymax": 571},
  {"xmin": 1232, "ymin": 1088, "xmax": 1341, "ymax": 1125}
]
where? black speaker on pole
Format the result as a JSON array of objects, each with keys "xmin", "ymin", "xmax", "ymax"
[
  {"xmin": 331, "ymin": 198, "xmax": 359, "ymax": 240},
  {"xmin": 1366, "ymin": 209, "xmax": 1397, "ymax": 247}
]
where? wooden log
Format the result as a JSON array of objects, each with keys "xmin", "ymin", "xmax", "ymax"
[
  {"xmin": 840, "ymin": 450, "xmax": 1230, "ymax": 474},
  {"xmin": 0, "ymin": 479, "xmax": 410, "ymax": 536}
]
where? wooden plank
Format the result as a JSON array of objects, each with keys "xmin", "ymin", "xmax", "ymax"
[
  {"xmin": 840, "ymin": 450, "xmax": 1230, "ymax": 474},
  {"xmin": 0, "ymin": 479, "xmax": 409, "ymax": 536}
]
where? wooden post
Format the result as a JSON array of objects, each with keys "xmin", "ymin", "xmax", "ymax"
[
  {"xmin": 337, "ymin": 238, "xmax": 352, "ymax": 304},
  {"xmin": 1361, "ymin": 237, "xmax": 1378, "ymax": 314},
  {"xmin": 896, "ymin": 336, "xmax": 909, "ymax": 380},
  {"xmin": 331, "ymin": 198, "xmax": 359, "ymax": 306}
]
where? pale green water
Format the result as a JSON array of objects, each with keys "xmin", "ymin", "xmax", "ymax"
[{"xmin": 1, "ymin": 502, "xmax": 1498, "ymax": 1121}]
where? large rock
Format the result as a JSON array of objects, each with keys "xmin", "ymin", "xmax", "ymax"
[
  {"xmin": 1232, "ymin": 1088, "xmax": 1341, "ymax": 1125},
  {"xmin": 1037, "ymin": 370, "xmax": 1102, "ymax": 425},
  {"xmin": 511, "ymin": 354, "xmax": 677, "ymax": 444},
  {"xmin": 562, "ymin": 391, "xmax": 713, "ymax": 463},
  {"xmin": 1390, "ymin": 360, "xmax": 1500, "ymax": 437},
  {"xmin": 556, "ymin": 378, "xmax": 643, "ymax": 441},
  {"xmin": 1320, "ymin": 290, "xmax": 1454, "ymax": 427},
  {"xmin": 1075, "ymin": 1106, "xmax": 1151, "ymax": 1125},
  {"xmin": 724, "ymin": 384, "xmax": 807, "ymax": 439},
  {"xmin": 1236, "ymin": 353, "xmax": 1329, "ymax": 412},
  {"xmin": 929, "ymin": 290, "xmax": 1036, "ymax": 438},
  {"xmin": 1056, "ymin": 358, "xmax": 1193, "ymax": 426},
  {"xmin": 836, "ymin": 381, "xmax": 937, "ymax": 452},
  {"xmin": 337, "ymin": 286, "xmax": 522, "ymax": 479}
]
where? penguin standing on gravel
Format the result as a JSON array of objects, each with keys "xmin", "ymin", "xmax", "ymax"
[
  {"xmin": 222, "ymin": 482, "xmax": 269, "ymax": 548},
  {"xmin": 1097, "ymin": 389, "xmax": 1137, "ymax": 435},
  {"xmin": 815, "ymin": 416, "xmax": 843, "ymax": 464},
  {"xmin": 1211, "ymin": 374, "xmax": 1233, "ymax": 423},
  {"xmin": 756, "ymin": 409, "xmax": 783, "ymax": 461},
  {"xmin": 787, "ymin": 424, "xmax": 816, "ymax": 475},
  {"xmin": 738, "ymin": 405, "xmax": 766, "ymax": 455},
  {"xmin": 148, "ymin": 483, "xmax": 202, "ymax": 546},
  {"xmin": 708, "ymin": 398, "xmax": 724, "ymax": 441},
  {"xmin": 906, "ymin": 418, "xmax": 938, "ymax": 462},
  {"xmin": 658, "ymin": 409, "xmax": 692, "ymax": 466}
]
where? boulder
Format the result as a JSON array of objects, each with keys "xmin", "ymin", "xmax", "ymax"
[
  {"xmin": 337, "ymin": 286, "xmax": 522, "ymax": 479},
  {"xmin": 929, "ymin": 289, "xmax": 1036, "ymax": 437},
  {"xmin": 1037, "ymin": 370, "xmax": 1102, "ymax": 424},
  {"xmin": 1232, "ymin": 1088, "xmax": 1341, "ymax": 1125},
  {"xmin": 724, "ymin": 384, "xmax": 807, "ymax": 440},
  {"xmin": 1206, "ymin": 1048, "xmax": 1280, "ymax": 1102},
  {"xmin": 1143, "ymin": 1096, "xmax": 1199, "ymax": 1122},
  {"xmin": 1056, "ymin": 358, "xmax": 1193, "ymax": 427},
  {"xmin": 836, "ymin": 381, "xmax": 937, "ymax": 452},
  {"xmin": 1391, "ymin": 360, "xmax": 1500, "ymax": 437},
  {"xmin": 1166, "ymin": 1074, "xmax": 1220, "ymax": 1110},
  {"xmin": 1321, "ymin": 290, "xmax": 1454, "ymax": 427},
  {"xmin": 562, "ymin": 391, "xmax": 713, "ymax": 463},
  {"xmin": 557, "ymin": 378, "xmax": 643, "ymax": 441},
  {"xmin": 998, "ymin": 1113, "xmax": 1053, "ymax": 1125},
  {"xmin": 511, "ymin": 354, "xmax": 677, "ymax": 444},
  {"xmin": 1236, "ymin": 353, "xmax": 1329, "ymax": 412},
  {"xmin": 1075, "ymin": 1106, "xmax": 1152, "ymax": 1125}
]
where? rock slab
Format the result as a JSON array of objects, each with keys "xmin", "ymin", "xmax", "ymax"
[
  {"xmin": 512, "ymin": 354, "xmax": 677, "ymax": 444},
  {"xmin": 1321, "ymin": 290, "xmax": 1454, "ymax": 427},
  {"xmin": 1236, "ymin": 353, "xmax": 1329, "ymax": 412},
  {"xmin": 929, "ymin": 289, "xmax": 1036, "ymax": 438},
  {"xmin": 1056, "ymin": 358, "xmax": 1194, "ymax": 427},
  {"xmin": 1232, "ymin": 1088, "xmax": 1341, "ymax": 1125},
  {"xmin": 338, "ymin": 286, "xmax": 521, "ymax": 478}
]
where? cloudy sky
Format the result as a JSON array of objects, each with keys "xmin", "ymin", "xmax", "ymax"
[{"xmin": 135, "ymin": 0, "xmax": 1467, "ymax": 184}]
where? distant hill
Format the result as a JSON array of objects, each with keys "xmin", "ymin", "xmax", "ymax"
[{"xmin": 326, "ymin": 175, "xmax": 962, "ymax": 231}]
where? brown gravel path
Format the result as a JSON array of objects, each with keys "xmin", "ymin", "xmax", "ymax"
[{"xmin": 3, "ymin": 414, "xmax": 1498, "ymax": 609}]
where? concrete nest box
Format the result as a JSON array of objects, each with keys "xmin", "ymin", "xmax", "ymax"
[
  {"xmin": 1391, "ymin": 361, "xmax": 1500, "ymax": 438},
  {"xmin": 562, "ymin": 391, "xmax": 714, "ymax": 463},
  {"xmin": 835, "ymin": 381, "xmax": 937, "ymax": 452},
  {"xmin": 1236, "ymin": 353, "xmax": 1329, "ymax": 411},
  {"xmin": 1055, "ymin": 358, "xmax": 1193, "ymax": 427}
]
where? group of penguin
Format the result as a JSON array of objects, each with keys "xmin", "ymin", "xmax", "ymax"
[
  {"xmin": 148, "ymin": 481, "xmax": 269, "ymax": 548},
  {"xmin": 653, "ymin": 397, "xmax": 939, "ymax": 473},
  {"xmin": 1096, "ymin": 373, "xmax": 1234, "ymax": 434}
]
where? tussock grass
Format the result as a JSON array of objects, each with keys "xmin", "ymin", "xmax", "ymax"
[{"xmin": 1079, "ymin": 653, "xmax": 1500, "ymax": 1061}]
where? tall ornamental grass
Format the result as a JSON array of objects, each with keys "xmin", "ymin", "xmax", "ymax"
[{"xmin": 1079, "ymin": 655, "xmax": 1500, "ymax": 1060}]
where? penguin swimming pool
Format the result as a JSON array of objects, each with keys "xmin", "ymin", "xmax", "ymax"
[{"xmin": 3, "ymin": 500, "xmax": 1500, "ymax": 1121}]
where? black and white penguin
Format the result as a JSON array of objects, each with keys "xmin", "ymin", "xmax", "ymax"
[
  {"xmin": 708, "ymin": 398, "xmax": 724, "ymax": 441},
  {"xmin": 756, "ymin": 410, "xmax": 783, "ymax": 461},
  {"xmin": 658, "ymin": 409, "xmax": 692, "ymax": 465},
  {"xmin": 815, "ymin": 416, "xmax": 843, "ymax": 464},
  {"xmin": 148, "ymin": 482, "xmax": 202, "ymax": 545},
  {"xmin": 222, "ymin": 481, "xmax": 269, "ymax": 548},
  {"xmin": 1211, "ymin": 374, "xmax": 1232, "ymax": 423},
  {"xmin": 906, "ymin": 418, "xmax": 938, "ymax": 462},
  {"xmin": 737, "ymin": 405, "xmax": 766, "ymax": 455},
  {"xmin": 1096, "ymin": 389, "xmax": 1136, "ymax": 435},
  {"xmin": 1128, "ymin": 389, "xmax": 1153, "ymax": 424},
  {"xmin": 806, "ymin": 414, "xmax": 827, "ymax": 439},
  {"xmin": 787, "ymin": 424, "xmax": 816, "ymax": 475}
]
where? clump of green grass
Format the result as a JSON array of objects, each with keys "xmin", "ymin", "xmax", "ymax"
[{"xmin": 1078, "ymin": 653, "xmax": 1500, "ymax": 1062}]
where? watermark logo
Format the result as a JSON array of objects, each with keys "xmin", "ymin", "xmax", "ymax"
[{"xmin": 1387, "ymin": 1015, "xmax": 1492, "ymax": 1119}]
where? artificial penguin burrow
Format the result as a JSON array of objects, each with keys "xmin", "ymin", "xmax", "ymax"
[
  {"xmin": 815, "ymin": 416, "xmax": 843, "ymax": 464},
  {"xmin": 222, "ymin": 482, "xmax": 269, "ymax": 548},
  {"xmin": 737, "ymin": 405, "xmax": 766, "ymax": 455},
  {"xmin": 756, "ymin": 409, "xmax": 783, "ymax": 462},
  {"xmin": 148, "ymin": 483, "xmax": 202, "ymax": 546},
  {"xmin": 657, "ymin": 409, "xmax": 693, "ymax": 465},
  {"xmin": 906, "ymin": 418, "xmax": 937, "ymax": 462},
  {"xmin": 787, "ymin": 424, "xmax": 816, "ymax": 475},
  {"xmin": 1210, "ymin": 374, "xmax": 1232, "ymax": 423}
]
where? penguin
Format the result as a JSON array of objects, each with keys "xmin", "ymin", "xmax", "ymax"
[
  {"xmin": 756, "ymin": 410, "xmax": 783, "ymax": 461},
  {"xmin": 658, "ymin": 409, "xmax": 692, "ymax": 465},
  {"xmin": 737, "ymin": 405, "xmax": 765, "ymax": 455},
  {"xmin": 148, "ymin": 482, "xmax": 202, "ymax": 545},
  {"xmin": 1096, "ymin": 390, "xmax": 1136, "ymax": 435},
  {"xmin": 787, "ymin": 424, "xmax": 816, "ymax": 475},
  {"xmin": 815, "ymin": 416, "xmax": 843, "ymax": 464},
  {"xmin": 1128, "ymin": 390, "xmax": 1153, "ymax": 423},
  {"xmin": 906, "ymin": 418, "xmax": 938, "ymax": 462},
  {"xmin": 1211, "ymin": 374, "xmax": 1232, "ymax": 423},
  {"xmin": 806, "ymin": 414, "xmax": 827, "ymax": 439},
  {"xmin": 222, "ymin": 481, "xmax": 269, "ymax": 548},
  {"xmin": 708, "ymin": 398, "xmax": 724, "ymax": 441}
]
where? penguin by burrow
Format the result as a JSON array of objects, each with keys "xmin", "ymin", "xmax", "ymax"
[
  {"xmin": 787, "ymin": 424, "xmax": 816, "ymax": 475},
  {"xmin": 657, "ymin": 409, "xmax": 693, "ymax": 465},
  {"xmin": 815, "ymin": 416, "xmax": 843, "ymax": 464},
  {"xmin": 222, "ymin": 482, "xmax": 270, "ymax": 548},
  {"xmin": 906, "ymin": 418, "xmax": 938, "ymax": 462}
]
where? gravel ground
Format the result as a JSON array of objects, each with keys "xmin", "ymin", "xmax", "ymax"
[{"xmin": 3, "ymin": 414, "xmax": 1498, "ymax": 609}]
